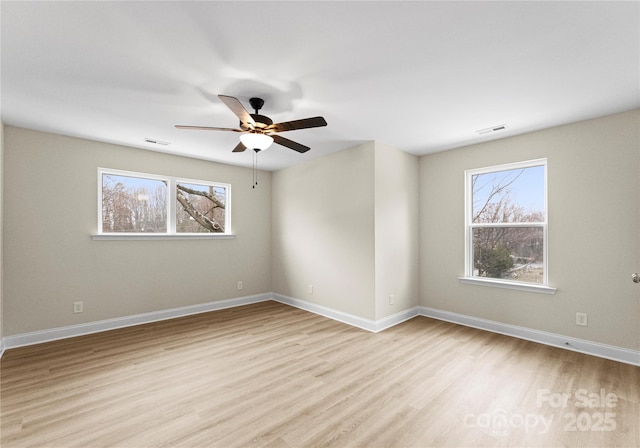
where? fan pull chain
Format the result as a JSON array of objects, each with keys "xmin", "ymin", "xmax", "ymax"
[{"xmin": 252, "ymin": 149, "xmax": 259, "ymax": 189}]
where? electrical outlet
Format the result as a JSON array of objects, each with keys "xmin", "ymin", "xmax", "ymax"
[
  {"xmin": 73, "ymin": 301, "xmax": 84, "ymax": 314},
  {"xmin": 576, "ymin": 312, "xmax": 588, "ymax": 326},
  {"xmin": 308, "ymin": 285, "xmax": 313, "ymax": 294},
  {"xmin": 237, "ymin": 281, "xmax": 243, "ymax": 290},
  {"xmin": 389, "ymin": 294, "xmax": 395, "ymax": 305}
]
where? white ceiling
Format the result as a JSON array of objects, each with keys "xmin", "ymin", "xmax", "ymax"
[{"xmin": 1, "ymin": 1, "xmax": 638, "ymax": 171}]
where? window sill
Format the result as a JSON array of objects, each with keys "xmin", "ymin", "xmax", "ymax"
[
  {"xmin": 91, "ymin": 233, "xmax": 236, "ymax": 241},
  {"xmin": 458, "ymin": 276, "xmax": 557, "ymax": 295}
]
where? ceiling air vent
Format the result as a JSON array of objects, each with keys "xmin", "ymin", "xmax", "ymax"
[
  {"xmin": 476, "ymin": 124, "xmax": 507, "ymax": 135},
  {"xmin": 144, "ymin": 138, "xmax": 171, "ymax": 146}
]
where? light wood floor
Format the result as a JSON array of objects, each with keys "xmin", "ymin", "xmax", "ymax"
[{"xmin": 1, "ymin": 301, "xmax": 639, "ymax": 448}]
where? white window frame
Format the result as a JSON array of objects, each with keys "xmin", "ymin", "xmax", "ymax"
[
  {"xmin": 459, "ymin": 158, "xmax": 556, "ymax": 294},
  {"xmin": 93, "ymin": 168, "xmax": 233, "ymax": 240}
]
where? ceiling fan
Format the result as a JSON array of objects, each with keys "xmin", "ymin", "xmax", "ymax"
[{"xmin": 175, "ymin": 95, "xmax": 327, "ymax": 154}]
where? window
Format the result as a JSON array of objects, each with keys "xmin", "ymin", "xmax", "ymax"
[
  {"xmin": 463, "ymin": 159, "xmax": 553, "ymax": 292},
  {"xmin": 101, "ymin": 172, "xmax": 168, "ymax": 233},
  {"xmin": 176, "ymin": 181, "xmax": 227, "ymax": 233},
  {"xmin": 97, "ymin": 168, "xmax": 231, "ymax": 237}
]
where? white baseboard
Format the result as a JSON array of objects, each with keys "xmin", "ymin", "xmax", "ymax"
[
  {"xmin": 418, "ymin": 306, "xmax": 640, "ymax": 367},
  {"xmin": 272, "ymin": 293, "xmax": 378, "ymax": 331},
  {"xmin": 1, "ymin": 294, "xmax": 637, "ymax": 367},
  {"xmin": 1, "ymin": 293, "xmax": 272, "ymax": 351},
  {"xmin": 0, "ymin": 294, "xmax": 418, "ymax": 358},
  {"xmin": 271, "ymin": 293, "xmax": 417, "ymax": 333}
]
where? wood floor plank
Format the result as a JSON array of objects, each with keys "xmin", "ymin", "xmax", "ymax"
[{"xmin": 1, "ymin": 301, "xmax": 638, "ymax": 447}]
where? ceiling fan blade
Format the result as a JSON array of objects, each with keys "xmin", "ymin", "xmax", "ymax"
[
  {"xmin": 218, "ymin": 95, "xmax": 256, "ymax": 129},
  {"xmin": 175, "ymin": 125, "xmax": 242, "ymax": 132},
  {"xmin": 272, "ymin": 134, "xmax": 310, "ymax": 153},
  {"xmin": 232, "ymin": 141, "xmax": 247, "ymax": 153},
  {"xmin": 266, "ymin": 116, "xmax": 327, "ymax": 133}
]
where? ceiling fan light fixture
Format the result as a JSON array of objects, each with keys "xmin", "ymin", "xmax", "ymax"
[{"xmin": 240, "ymin": 132, "xmax": 274, "ymax": 150}]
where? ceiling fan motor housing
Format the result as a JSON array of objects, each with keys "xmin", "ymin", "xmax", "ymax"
[
  {"xmin": 240, "ymin": 114, "xmax": 272, "ymax": 130},
  {"xmin": 245, "ymin": 98, "xmax": 272, "ymax": 129}
]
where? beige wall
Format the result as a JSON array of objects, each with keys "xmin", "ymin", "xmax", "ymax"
[
  {"xmin": 374, "ymin": 142, "xmax": 419, "ymax": 319},
  {"xmin": 0, "ymin": 121, "xmax": 4, "ymax": 342},
  {"xmin": 3, "ymin": 127, "xmax": 272, "ymax": 335},
  {"xmin": 419, "ymin": 110, "xmax": 640, "ymax": 350},
  {"xmin": 3, "ymin": 110, "xmax": 638, "ymax": 353},
  {"xmin": 271, "ymin": 142, "xmax": 377, "ymax": 319},
  {"xmin": 271, "ymin": 141, "xmax": 420, "ymax": 322}
]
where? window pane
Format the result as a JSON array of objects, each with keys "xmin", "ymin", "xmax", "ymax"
[
  {"xmin": 176, "ymin": 182, "xmax": 226, "ymax": 233},
  {"xmin": 472, "ymin": 165, "xmax": 544, "ymax": 223},
  {"xmin": 472, "ymin": 227, "xmax": 544, "ymax": 284},
  {"xmin": 102, "ymin": 174, "xmax": 167, "ymax": 233}
]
